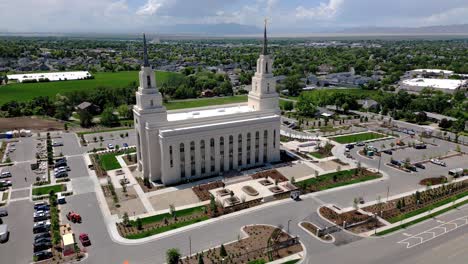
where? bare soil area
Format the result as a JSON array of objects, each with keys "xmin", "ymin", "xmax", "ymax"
[{"xmin": 0, "ymin": 117, "xmax": 63, "ymax": 132}]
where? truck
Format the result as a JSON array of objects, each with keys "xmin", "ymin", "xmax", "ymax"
[{"xmin": 0, "ymin": 224, "xmax": 8, "ymax": 243}]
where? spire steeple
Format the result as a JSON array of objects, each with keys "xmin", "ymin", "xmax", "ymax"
[
  {"xmin": 262, "ymin": 18, "xmax": 268, "ymax": 55},
  {"xmin": 143, "ymin": 33, "xmax": 150, "ymax": 67}
]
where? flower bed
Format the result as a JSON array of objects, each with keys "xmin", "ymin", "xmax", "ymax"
[
  {"xmin": 251, "ymin": 169, "xmax": 288, "ymax": 183},
  {"xmin": 419, "ymin": 176, "xmax": 447, "ymax": 186},
  {"xmin": 182, "ymin": 225, "xmax": 303, "ymax": 264},
  {"xmin": 319, "ymin": 206, "xmax": 371, "ymax": 227},
  {"xmin": 192, "ymin": 181, "xmax": 225, "ymax": 201}
]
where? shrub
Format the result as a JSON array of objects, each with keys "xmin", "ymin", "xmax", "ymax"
[
  {"xmin": 219, "ymin": 244, "xmax": 227, "ymax": 257},
  {"xmin": 166, "ymin": 248, "xmax": 181, "ymax": 264}
]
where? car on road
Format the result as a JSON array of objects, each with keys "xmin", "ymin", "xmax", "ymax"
[
  {"xmin": 382, "ymin": 149, "xmax": 392, "ymax": 155},
  {"xmin": 0, "ymin": 171, "xmax": 12, "ymax": 178},
  {"xmin": 415, "ymin": 163, "xmax": 425, "ymax": 169},
  {"xmin": 0, "ymin": 208, "xmax": 7, "ymax": 217},
  {"xmin": 33, "ymin": 241, "xmax": 52, "ymax": 252},
  {"xmin": 107, "ymin": 143, "xmax": 114, "ymax": 149},
  {"xmin": 33, "ymin": 250, "xmax": 53, "ymax": 261},
  {"xmin": 79, "ymin": 233, "xmax": 91, "ymax": 246},
  {"xmin": 123, "ymin": 143, "xmax": 129, "ymax": 148}
]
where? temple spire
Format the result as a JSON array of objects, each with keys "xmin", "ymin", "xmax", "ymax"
[
  {"xmin": 262, "ymin": 18, "xmax": 268, "ymax": 55},
  {"xmin": 143, "ymin": 33, "xmax": 150, "ymax": 67}
]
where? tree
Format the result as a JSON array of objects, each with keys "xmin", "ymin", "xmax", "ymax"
[
  {"xmin": 284, "ymin": 75, "xmax": 302, "ymax": 97},
  {"xmin": 341, "ymin": 102, "xmax": 350, "ymax": 114},
  {"xmin": 122, "ymin": 212, "xmax": 130, "ymax": 226},
  {"xmin": 166, "ymin": 248, "xmax": 181, "ymax": 264},
  {"xmin": 78, "ymin": 109, "xmax": 93, "ymax": 128},
  {"xmin": 219, "ymin": 244, "xmax": 227, "ymax": 257},
  {"xmin": 136, "ymin": 217, "xmax": 143, "ymax": 230},
  {"xmin": 210, "ymin": 194, "xmax": 218, "ymax": 215},
  {"xmin": 439, "ymin": 118, "xmax": 452, "ymax": 129},
  {"xmin": 198, "ymin": 253, "xmax": 205, "ymax": 264},
  {"xmin": 415, "ymin": 111, "xmax": 427, "ymax": 124},
  {"xmin": 117, "ymin": 104, "xmax": 132, "ymax": 119},
  {"xmin": 100, "ymin": 107, "xmax": 118, "ymax": 127},
  {"xmin": 281, "ymin": 100, "xmax": 294, "ymax": 111}
]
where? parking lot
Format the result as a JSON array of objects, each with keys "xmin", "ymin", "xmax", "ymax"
[
  {"xmin": 83, "ymin": 129, "xmax": 136, "ymax": 151},
  {"xmin": 4, "ymin": 162, "xmax": 37, "ymax": 189},
  {"xmin": 6, "ymin": 137, "xmax": 38, "ymax": 162}
]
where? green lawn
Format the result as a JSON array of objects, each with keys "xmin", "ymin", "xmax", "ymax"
[
  {"xmin": 297, "ymin": 169, "xmax": 381, "ymax": 191},
  {"xmin": 308, "ymin": 152, "xmax": 330, "ymax": 159},
  {"xmin": 0, "ymin": 71, "xmax": 183, "ymax": 105},
  {"xmin": 329, "ymin": 132, "xmax": 387, "ymax": 144},
  {"xmin": 77, "ymin": 127, "xmax": 133, "ymax": 136},
  {"xmin": 284, "ymin": 88, "xmax": 381, "ymax": 101},
  {"xmin": 137, "ymin": 205, "xmax": 206, "ymax": 226},
  {"xmin": 32, "ymin": 184, "xmax": 66, "ymax": 196},
  {"xmin": 164, "ymin": 95, "xmax": 247, "ymax": 110},
  {"xmin": 126, "ymin": 216, "xmax": 209, "ymax": 239},
  {"xmin": 98, "ymin": 149, "xmax": 135, "ymax": 171}
]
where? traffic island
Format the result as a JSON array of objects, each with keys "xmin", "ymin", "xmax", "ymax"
[
  {"xmin": 299, "ymin": 221, "xmax": 334, "ymax": 243},
  {"xmin": 181, "ymin": 225, "xmax": 303, "ymax": 264}
]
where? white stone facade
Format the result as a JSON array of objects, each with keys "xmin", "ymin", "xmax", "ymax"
[{"xmin": 134, "ymin": 29, "xmax": 281, "ymax": 185}]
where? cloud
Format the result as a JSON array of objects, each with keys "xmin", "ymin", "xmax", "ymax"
[
  {"xmin": 420, "ymin": 6, "xmax": 468, "ymax": 26},
  {"xmin": 295, "ymin": 0, "xmax": 344, "ymax": 20},
  {"xmin": 136, "ymin": 0, "xmax": 169, "ymax": 16}
]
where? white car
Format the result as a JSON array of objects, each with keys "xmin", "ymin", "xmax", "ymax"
[
  {"xmin": 0, "ymin": 180, "xmax": 12, "ymax": 187},
  {"xmin": 107, "ymin": 144, "xmax": 114, "ymax": 149},
  {"xmin": 52, "ymin": 142, "xmax": 63, "ymax": 147},
  {"xmin": 0, "ymin": 171, "xmax": 12, "ymax": 178}
]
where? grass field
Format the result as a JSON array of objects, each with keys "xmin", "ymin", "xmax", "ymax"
[
  {"xmin": 284, "ymin": 88, "xmax": 381, "ymax": 101},
  {"xmin": 165, "ymin": 95, "xmax": 247, "ymax": 110},
  {"xmin": 329, "ymin": 132, "xmax": 387, "ymax": 144},
  {"xmin": 0, "ymin": 71, "xmax": 183, "ymax": 105},
  {"xmin": 32, "ymin": 184, "xmax": 66, "ymax": 196},
  {"xmin": 98, "ymin": 149, "xmax": 135, "ymax": 171},
  {"xmin": 297, "ymin": 169, "xmax": 381, "ymax": 191}
]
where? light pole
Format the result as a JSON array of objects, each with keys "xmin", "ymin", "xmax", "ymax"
[
  {"xmin": 287, "ymin": 219, "xmax": 292, "ymax": 234},
  {"xmin": 377, "ymin": 152, "xmax": 382, "ymax": 173},
  {"xmin": 189, "ymin": 236, "xmax": 191, "ymax": 257}
]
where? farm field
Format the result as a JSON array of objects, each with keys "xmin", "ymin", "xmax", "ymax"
[
  {"xmin": 329, "ymin": 132, "xmax": 387, "ymax": 144},
  {"xmin": 0, "ymin": 71, "xmax": 183, "ymax": 105}
]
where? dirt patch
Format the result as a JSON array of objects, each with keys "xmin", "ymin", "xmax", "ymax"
[
  {"xmin": 182, "ymin": 225, "xmax": 303, "ymax": 264},
  {"xmin": 0, "ymin": 117, "xmax": 64, "ymax": 132},
  {"xmin": 193, "ymin": 181, "xmax": 225, "ymax": 201},
  {"xmin": 251, "ymin": 169, "xmax": 288, "ymax": 183},
  {"xmin": 420, "ymin": 176, "xmax": 447, "ymax": 186},
  {"xmin": 319, "ymin": 206, "xmax": 371, "ymax": 227}
]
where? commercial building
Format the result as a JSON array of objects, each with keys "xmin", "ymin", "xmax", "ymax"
[
  {"xmin": 7, "ymin": 71, "xmax": 92, "ymax": 83},
  {"xmin": 134, "ymin": 25, "xmax": 280, "ymax": 185},
  {"xmin": 400, "ymin": 78, "xmax": 467, "ymax": 94}
]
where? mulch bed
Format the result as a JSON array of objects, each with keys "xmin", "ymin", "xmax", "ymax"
[
  {"xmin": 420, "ymin": 176, "xmax": 447, "ymax": 186},
  {"xmin": 251, "ymin": 169, "xmax": 288, "ymax": 182},
  {"xmin": 300, "ymin": 222, "xmax": 332, "ymax": 241},
  {"xmin": 182, "ymin": 225, "xmax": 303, "ymax": 264},
  {"xmin": 192, "ymin": 181, "xmax": 225, "ymax": 201},
  {"xmin": 319, "ymin": 206, "xmax": 371, "ymax": 227}
]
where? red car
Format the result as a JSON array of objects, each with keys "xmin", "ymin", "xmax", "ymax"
[{"xmin": 79, "ymin": 233, "xmax": 91, "ymax": 246}]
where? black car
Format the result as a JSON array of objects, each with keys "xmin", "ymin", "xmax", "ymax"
[
  {"xmin": 415, "ymin": 163, "xmax": 426, "ymax": 169},
  {"xmin": 54, "ymin": 161, "xmax": 67, "ymax": 168},
  {"xmin": 34, "ymin": 232, "xmax": 51, "ymax": 241},
  {"xmin": 34, "ymin": 237, "xmax": 52, "ymax": 244},
  {"xmin": 33, "ymin": 241, "xmax": 52, "ymax": 252},
  {"xmin": 33, "ymin": 250, "xmax": 53, "ymax": 261},
  {"xmin": 383, "ymin": 149, "xmax": 393, "ymax": 155},
  {"xmin": 55, "ymin": 157, "xmax": 67, "ymax": 163},
  {"xmin": 345, "ymin": 144, "xmax": 354, "ymax": 149},
  {"xmin": 34, "ymin": 202, "xmax": 49, "ymax": 210},
  {"xmin": 408, "ymin": 166, "xmax": 417, "ymax": 172}
]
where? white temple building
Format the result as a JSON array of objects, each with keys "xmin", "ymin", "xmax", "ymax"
[{"xmin": 134, "ymin": 24, "xmax": 280, "ymax": 185}]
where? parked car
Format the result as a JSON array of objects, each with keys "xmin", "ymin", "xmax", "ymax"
[
  {"xmin": 33, "ymin": 212, "xmax": 50, "ymax": 222},
  {"xmin": 407, "ymin": 166, "xmax": 417, "ymax": 172},
  {"xmin": 34, "ymin": 204, "xmax": 50, "ymax": 212},
  {"xmin": 0, "ymin": 208, "xmax": 7, "ymax": 217},
  {"xmin": 345, "ymin": 144, "xmax": 354, "ymax": 149},
  {"xmin": 0, "ymin": 180, "xmax": 12, "ymax": 187},
  {"xmin": 52, "ymin": 141, "xmax": 63, "ymax": 147},
  {"xmin": 415, "ymin": 163, "xmax": 425, "ymax": 169},
  {"xmin": 34, "ymin": 232, "xmax": 51, "ymax": 241},
  {"xmin": 33, "ymin": 241, "xmax": 52, "ymax": 252},
  {"xmin": 356, "ymin": 142, "xmax": 365, "ymax": 146},
  {"xmin": 107, "ymin": 143, "xmax": 114, "ymax": 149},
  {"xmin": 0, "ymin": 171, "xmax": 12, "ymax": 178},
  {"xmin": 54, "ymin": 168, "xmax": 67, "ymax": 175},
  {"xmin": 54, "ymin": 166, "xmax": 70, "ymax": 172},
  {"xmin": 382, "ymin": 149, "xmax": 392, "ymax": 155},
  {"xmin": 79, "ymin": 233, "xmax": 91, "ymax": 246},
  {"xmin": 54, "ymin": 161, "xmax": 67, "ymax": 168},
  {"xmin": 33, "ymin": 250, "xmax": 53, "ymax": 261},
  {"xmin": 34, "ymin": 237, "xmax": 51, "ymax": 244},
  {"xmin": 54, "ymin": 171, "xmax": 68, "ymax": 178},
  {"xmin": 34, "ymin": 202, "xmax": 48, "ymax": 210},
  {"xmin": 123, "ymin": 143, "xmax": 129, "ymax": 148},
  {"xmin": 430, "ymin": 159, "xmax": 446, "ymax": 167},
  {"xmin": 414, "ymin": 144, "xmax": 427, "ymax": 149},
  {"xmin": 55, "ymin": 157, "xmax": 67, "ymax": 163},
  {"xmin": 390, "ymin": 159, "xmax": 401, "ymax": 166},
  {"xmin": 33, "ymin": 220, "xmax": 51, "ymax": 234}
]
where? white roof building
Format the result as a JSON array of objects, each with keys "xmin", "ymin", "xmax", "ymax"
[
  {"xmin": 7, "ymin": 71, "xmax": 91, "ymax": 83},
  {"xmin": 400, "ymin": 78, "xmax": 467, "ymax": 94},
  {"xmin": 411, "ymin": 69, "xmax": 454, "ymax": 75},
  {"xmin": 134, "ymin": 27, "xmax": 281, "ymax": 185}
]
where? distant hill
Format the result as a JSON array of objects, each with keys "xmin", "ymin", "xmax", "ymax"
[
  {"xmin": 158, "ymin": 23, "xmax": 260, "ymax": 35},
  {"xmin": 338, "ymin": 24, "xmax": 468, "ymax": 34}
]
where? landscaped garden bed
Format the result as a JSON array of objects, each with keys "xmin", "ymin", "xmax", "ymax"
[
  {"xmin": 32, "ymin": 184, "xmax": 66, "ymax": 196},
  {"xmin": 363, "ymin": 180, "xmax": 468, "ymax": 224},
  {"xmin": 296, "ymin": 168, "xmax": 381, "ymax": 193},
  {"xmin": 268, "ymin": 186, "xmax": 284, "ymax": 194},
  {"xmin": 308, "ymin": 142, "xmax": 334, "ymax": 159},
  {"xmin": 216, "ymin": 188, "xmax": 231, "ymax": 197},
  {"xmin": 251, "ymin": 169, "xmax": 288, "ymax": 183},
  {"xmin": 329, "ymin": 132, "xmax": 387, "ymax": 144},
  {"xmin": 242, "ymin": 186, "xmax": 259, "ymax": 196},
  {"xmin": 117, "ymin": 205, "xmax": 209, "ymax": 239},
  {"xmin": 192, "ymin": 181, "xmax": 225, "ymax": 201},
  {"xmin": 319, "ymin": 206, "xmax": 372, "ymax": 227},
  {"xmin": 258, "ymin": 179, "xmax": 273, "ymax": 186},
  {"xmin": 181, "ymin": 225, "xmax": 303, "ymax": 264},
  {"xmin": 419, "ymin": 176, "xmax": 447, "ymax": 186},
  {"xmin": 300, "ymin": 222, "xmax": 333, "ymax": 242}
]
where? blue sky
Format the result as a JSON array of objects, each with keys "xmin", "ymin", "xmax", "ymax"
[{"xmin": 1, "ymin": 0, "xmax": 467, "ymax": 33}]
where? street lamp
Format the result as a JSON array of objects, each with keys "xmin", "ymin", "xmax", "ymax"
[{"xmin": 189, "ymin": 236, "xmax": 191, "ymax": 257}]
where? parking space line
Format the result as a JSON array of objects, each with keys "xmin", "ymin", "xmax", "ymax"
[{"xmin": 397, "ymin": 215, "xmax": 468, "ymax": 249}]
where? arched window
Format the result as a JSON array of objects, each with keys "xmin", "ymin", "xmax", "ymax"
[
  {"xmin": 238, "ymin": 134, "xmax": 243, "ymax": 167},
  {"xmin": 180, "ymin": 143, "xmax": 185, "ymax": 178},
  {"xmin": 147, "ymin": 75, "xmax": 151, "ymax": 87},
  {"xmin": 210, "ymin": 138, "xmax": 215, "ymax": 172},
  {"xmin": 200, "ymin": 140, "xmax": 205, "ymax": 174},
  {"xmin": 219, "ymin": 137, "xmax": 224, "ymax": 172},
  {"xmin": 265, "ymin": 62, "xmax": 268, "ymax": 73},
  {"xmin": 190, "ymin": 141, "xmax": 195, "ymax": 176},
  {"xmin": 255, "ymin": 131, "xmax": 260, "ymax": 163},
  {"xmin": 150, "ymin": 99, "xmax": 154, "ymax": 107},
  {"xmin": 169, "ymin": 146, "xmax": 173, "ymax": 168},
  {"xmin": 267, "ymin": 83, "xmax": 270, "ymax": 92}
]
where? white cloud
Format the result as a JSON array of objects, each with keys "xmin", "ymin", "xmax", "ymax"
[
  {"xmin": 420, "ymin": 6, "xmax": 468, "ymax": 26},
  {"xmin": 295, "ymin": 0, "xmax": 344, "ymax": 20},
  {"xmin": 136, "ymin": 0, "xmax": 170, "ymax": 16}
]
